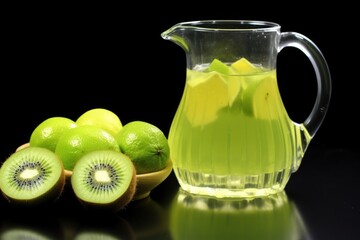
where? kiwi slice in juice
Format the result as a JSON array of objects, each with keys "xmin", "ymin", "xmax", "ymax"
[
  {"xmin": 71, "ymin": 150, "xmax": 137, "ymax": 213},
  {"xmin": 0, "ymin": 147, "xmax": 65, "ymax": 206}
]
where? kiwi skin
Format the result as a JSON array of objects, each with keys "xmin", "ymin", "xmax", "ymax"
[
  {"xmin": 71, "ymin": 150, "xmax": 137, "ymax": 213},
  {"xmin": 0, "ymin": 147, "xmax": 65, "ymax": 206}
]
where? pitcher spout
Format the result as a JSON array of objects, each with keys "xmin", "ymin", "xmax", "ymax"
[{"xmin": 161, "ymin": 24, "xmax": 190, "ymax": 52}]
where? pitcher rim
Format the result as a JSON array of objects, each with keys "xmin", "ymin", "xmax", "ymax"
[{"xmin": 169, "ymin": 20, "xmax": 280, "ymax": 32}]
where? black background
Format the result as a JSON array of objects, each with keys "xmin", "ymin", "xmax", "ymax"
[
  {"xmin": 1, "ymin": 3, "xmax": 359, "ymax": 240},
  {"xmin": 1, "ymin": 4, "xmax": 357, "ymax": 155},
  {"xmin": 0, "ymin": 5, "xmax": 359, "ymax": 158}
]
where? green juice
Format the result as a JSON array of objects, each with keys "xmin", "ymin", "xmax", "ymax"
[{"xmin": 168, "ymin": 58, "xmax": 311, "ymax": 197}]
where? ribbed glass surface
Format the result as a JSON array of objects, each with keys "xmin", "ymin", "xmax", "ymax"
[{"xmin": 168, "ymin": 68, "xmax": 311, "ymax": 198}]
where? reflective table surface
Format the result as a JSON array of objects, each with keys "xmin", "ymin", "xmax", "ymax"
[{"xmin": 0, "ymin": 147, "xmax": 359, "ymax": 240}]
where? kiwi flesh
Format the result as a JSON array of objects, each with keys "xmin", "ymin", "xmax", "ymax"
[
  {"xmin": 71, "ymin": 150, "xmax": 137, "ymax": 213},
  {"xmin": 0, "ymin": 147, "xmax": 65, "ymax": 206}
]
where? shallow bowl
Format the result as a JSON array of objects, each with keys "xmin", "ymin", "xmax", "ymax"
[
  {"xmin": 16, "ymin": 143, "xmax": 173, "ymax": 200},
  {"xmin": 134, "ymin": 160, "xmax": 173, "ymax": 200}
]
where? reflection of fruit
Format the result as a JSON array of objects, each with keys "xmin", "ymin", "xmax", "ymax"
[
  {"xmin": 58, "ymin": 215, "xmax": 80, "ymax": 240},
  {"xmin": 122, "ymin": 197, "xmax": 170, "ymax": 239},
  {"xmin": 55, "ymin": 125, "xmax": 120, "ymax": 171},
  {"xmin": 72, "ymin": 214, "xmax": 135, "ymax": 240},
  {"xmin": 76, "ymin": 108, "xmax": 123, "ymax": 139},
  {"xmin": 29, "ymin": 117, "xmax": 77, "ymax": 152},
  {"xmin": 0, "ymin": 147, "xmax": 65, "ymax": 205},
  {"xmin": 0, "ymin": 228, "xmax": 51, "ymax": 240},
  {"xmin": 0, "ymin": 213, "xmax": 64, "ymax": 240},
  {"xmin": 117, "ymin": 121, "xmax": 170, "ymax": 174},
  {"xmin": 71, "ymin": 150, "xmax": 136, "ymax": 213}
]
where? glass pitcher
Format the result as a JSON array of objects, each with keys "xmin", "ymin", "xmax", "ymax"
[{"xmin": 161, "ymin": 20, "xmax": 331, "ymax": 198}]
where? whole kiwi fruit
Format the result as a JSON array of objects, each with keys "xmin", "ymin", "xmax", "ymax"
[
  {"xmin": 0, "ymin": 146, "xmax": 65, "ymax": 206},
  {"xmin": 71, "ymin": 150, "xmax": 137, "ymax": 213}
]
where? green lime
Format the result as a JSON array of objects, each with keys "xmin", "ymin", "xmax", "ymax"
[
  {"xmin": 55, "ymin": 125, "xmax": 120, "ymax": 171},
  {"xmin": 29, "ymin": 117, "xmax": 77, "ymax": 152},
  {"xmin": 116, "ymin": 121, "xmax": 170, "ymax": 174},
  {"xmin": 76, "ymin": 108, "xmax": 123, "ymax": 138}
]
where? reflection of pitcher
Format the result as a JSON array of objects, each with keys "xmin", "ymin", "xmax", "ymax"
[
  {"xmin": 170, "ymin": 189, "xmax": 311, "ymax": 240},
  {"xmin": 161, "ymin": 20, "xmax": 331, "ymax": 197}
]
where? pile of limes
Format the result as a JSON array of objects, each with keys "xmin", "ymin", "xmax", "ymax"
[
  {"xmin": 0, "ymin": 108, "xmax": 170, "ymax": 213},
  {"xmin": 28, "ymin": 108, "xmax": 170, "ymax": 175}
]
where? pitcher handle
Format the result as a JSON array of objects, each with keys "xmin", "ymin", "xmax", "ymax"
[{"xmin": 279, "ymin": 32, "xmax": 332, "ymax": 137}]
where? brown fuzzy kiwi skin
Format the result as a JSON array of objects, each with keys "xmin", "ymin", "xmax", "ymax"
[
  {"xmin": 73, "ymin": 165, "xmax": 137, "ymax": 213},
  {"xmin": 0, "ymin": 147, "xmax": 66, "ymax": 206}
]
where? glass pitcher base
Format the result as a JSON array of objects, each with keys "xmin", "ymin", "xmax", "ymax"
[{"xmin": 174, "ymin": 168, "xmax": 290, "ymax": 198}]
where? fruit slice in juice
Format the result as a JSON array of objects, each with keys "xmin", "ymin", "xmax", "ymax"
[
  {"xmin": 208, "ymin": 58, "xmax": 230, "ymax": 75},
  {"xmin": 208, "ymin": 59, "xmax": 241, "ymax": 107},
  {"xmin": 242, "ymin": 75, "xmax": 279, "ymax": 120},
  {"xmin": 231, "ymin": 58, "xmax": 262, "ymax": 74},
  {"xmin": 185, "ymin": 71, "xmax": 229, "ymax": 126}
]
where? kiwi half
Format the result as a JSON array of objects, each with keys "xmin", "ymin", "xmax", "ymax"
[
  {"xmin": 0, "ymin": 147, "xmax": 65, "ymax": 206},
  {"xmin": 71, "ymin": 150, "xmax": 137, "ymax": 213}
]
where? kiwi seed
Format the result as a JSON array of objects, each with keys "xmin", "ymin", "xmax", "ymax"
[
  {"xmin": 0, "ymin": 147, "xmax": 65, "ymax": 206},
  {"xmin": 71, "ymin": 150, "xmax": 137, "ymax": 213}
]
